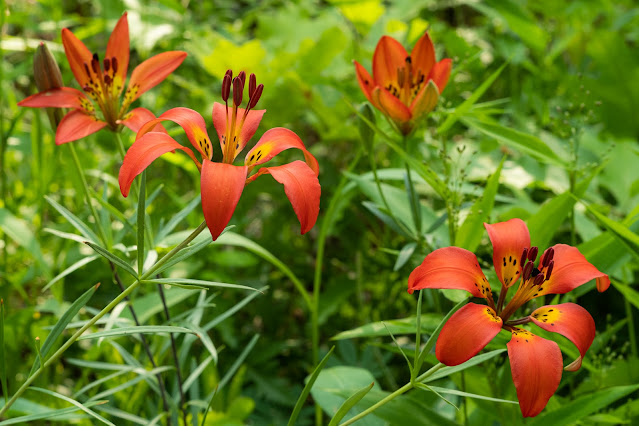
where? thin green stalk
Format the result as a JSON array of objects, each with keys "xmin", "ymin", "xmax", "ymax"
[
  {"xmin": 0, "ymin": 0, "xmax": 7, "ymax": 289},
  {"xmin": 313, "ymin": 146, "xmax": 363, "ymax": 426},
  {"xmin": 412, "ymin": 291, "xmax": 423, "ymax": 381},
  {"xmin": 0, "ymin": 222, "xmax": 207, "ymax": 416},
  {"xmin": 68, "ymin": 143, "xmax": 109, "ymax": 247},
  {"xmin": 625, "ymin": 299, "xmax": 637, "ymax": 358},
  {"xmin": 339, "ymin": 363, "xmax": 444, "ymax": 425}
]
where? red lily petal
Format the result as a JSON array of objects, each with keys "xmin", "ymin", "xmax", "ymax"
[
  {"xmin": 484, "ymin": 219, "xmax": 530, "ymax": 288},
  {"xmin": 211, "ymin": 102, "xmax": 265, "ymax": 159},
  {"xmin": 246, "ymin": 161, "xmax": 320, "ymax": 234},
  {"xmin": 371, "ymin": 86, "xmax": 412, "ymax": 122},
  {"xmin": 56, "ymin": 110, "xmax": 107, "ymax": 144},
  {"xmin": 409, "ymin": 80, "xmax": 439, "ymax": 120},
  {"xmin": 435, "ymin": 303, "xmax": 502, "ymax": 366},
  {"xmin": 407, "ymin": 246, "xmax": 492, "ymax": 298},
  {"xmin": 530, "ymin": 303, "xmax": 595, "ymax": 372},
  {"xmin": 353, "ymin": 60, "xmax": 374, "ymax": 103},
  {"xmin": 201, "ymin": 160, "xmax": 248, "ymax": 241},
  {"xmin": 507, "ymin": 329, "xmax": 562, "ymax": 417},
  {"xmin": 137, "ymin": 107, "xmax": 213, "ymax": 160},
  {"xmin": 372, "ymin": 35, "xmax": 407, "ymax": 93},
  {"xmin": 120, "ymin": 107, "xmax": 166, "ymax": 134},
  {"xmin": 61, "ymin": 27, "xmax": 93, "ymax": 89},
  {"xmin": 126, "ymin": 51, "xmax": 187, "ymax": 103},
  {"xmin": 244, "ymin": 127, "xmax": 319, "ymax": 176},
  {"xmin": 411, "ymin": 32, "xmax": 436, "ymax": 78},
  {"xmin": 119, "ymin": 132, "xmax": 200, "ymax": 197},
  {"xmin": 105, "ymin": 12, "xmax": 130, "ymax": 96},
  {"xmin": 18, "ymin": 87, "xmax": 88, "ymax": 109},
  {"xmin": 539, "ymin": 244, "xmax": 610, "ymax": 294},
  {"xmin": 428, "ymin": 58, "xmax": 452, "ymax": 94}
]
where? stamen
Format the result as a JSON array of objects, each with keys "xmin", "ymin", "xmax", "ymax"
[
  {"xmin": 545, "ymin": 261, "xmax": 554, "ymax": 280},
  {"xmin": 221, "ymin": 74, "xmax": 232, "ymax": 102},
  {"xmin": 111, "ymin": 57, "xmax": 118, "ymax": 74},
  {"xmin": 249, "ymin": 73, "xmax": 256, "ymax": 97},
  {"xmin": 527, "ymin": 246, "xmax": 539, "ymax": 263},
  {"xmin": 104, "ymin": 58, "xmax": 111, "ymax": 72},
  {"xmin": 520, "ymin": 248, "xmax": 528, "ymax": 266},
  {"xmin": 91, "ymin": 53, "xmax": 100, "ymax": 74},
  {"xmin": 233, "ymin": 76, "xmax": 243, "ymax": 107},
  {"xmin": 248, "ymin": 84, "xmax": 263, "ymax": 109},
  {"xmin": 522, "ymin": 261, "xmax": 534, "ymax": 282},
  {"xmin": 237, "ymin": 70, "xmax": 246, "ymax": 87},
  {"xmin": 542, "ymin": 247, "xmax": 554, "ymax": 267},
  {"xmin": 533, "ymin": 274, "xmax": 545, "ymax": 286},
  {"xmin": 397, "ymin": 67, "xmax": 405, "ymax": 87}
]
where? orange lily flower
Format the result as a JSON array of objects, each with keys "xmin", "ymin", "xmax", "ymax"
[
  {"xmin": 354, "ymin": 31, "xmax": 452, "ymax": 135},
  {"xmin": 118, "ymin": 70, "xmax": 321, "ymax": 241},
  {"xmin": 408, "ymin": 218, "xmax": 610, "ymax": 417},
  {"xmin": 18, "ymin": 12, "xmax": 187, "ymax": 144}
]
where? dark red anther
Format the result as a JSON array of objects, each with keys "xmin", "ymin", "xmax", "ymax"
[
  {"xmin": 91, "ymin": 53, "xmax": 100, "ymax": 74},
  {"xmin": 542, "ymin": 247, "xmax": 554, "ymax": 267},
  {"xmin": 248, "ymin": 84, "xmax": 263, "ymax": 109},
  {"xmin": 522, "ymin": 261, "xmax": 534, "ymax": 282},
  {"xmin": 533, "ymin": 273, "xmax": 545, "ymax": 286},
  {"xmin": 111, "ymin": 57, "xmax": 118, "ymax": 74},
  {"xmin": 233, "ymin": 76, "xmax": 243, "ymax": 106},
  {"xmin": 527, "ymin": 246, "xmax": 538, "ymax": 263},
  {"xmin": 84, "ymin": 63, "xmax": 92, "ymax": 78},
  {"xmin": 520, "ymin": 248, "xmax": 528, "ymax": 267},
  {"xmin": 249, "ymin": 73, "xmax": 256, "ymax": 97},
  {"xmin": 104, "ymin": 58, "xmax": 111, "ymax": 72},
  {"xmin": 104, "ymin": 74, "xmax": 112, "ymax": 85},
  {"xmin": 545, "ymin": 261, "xmax": 554, "ymax": 281},
  {"xmin": 225, "ymin": 69, "xmax": 233, "ymax": 80},
  {"xmin": 221, "ymin": 74, "xmax": 232, "ymax": 102},
  {"xmin": 238, "ymin": 70, "xmax": 246, "ymax": 87}
]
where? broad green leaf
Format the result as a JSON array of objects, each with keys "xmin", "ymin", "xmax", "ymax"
[
  {"xmin": 424, "ymin": 349, "xmax": 507, "ymax": 382},
  {"xmin": 332, "ymin": 315, "xmax": 442, "ymax": 340},
  {"xmin": 30, "ymin": 387, "xmax": 114, "ymax": 426},
  {"xmin": 328, "ymin": 382, "xmax": 374, "ymax": 426},
  {"xmin": 456, "ymin": 156, "xmax": 504, "ymax": 251},
  {"xmin": 0, "ymin": 400, "xmax": 106, "ymax": 425},
  {"xmin": 144, "ymin": 278, "xmax": 260, "ymax": 293},
  {"xmin": 44, "ymin": 195, "xmax": 100, "ymax": 244},
  {"xmin": 0, "ymin": 208, "xmax": 50, "ymax": 277},
  {"xmin": 463, "ymin": 118, "xmax": 567, "ymax": 167},
  {"xmin": 30, "ymin": 283, "xmax": 100, "ymax": 376},
  {"xmin": 528, "ymin": 384, "xmax": 639, "ymax": 426},
  {"xmin": 77, "ymin": 325, "xmax": 196, "ymax": 340},
  {"xmin": 438, "ymin": 62, "xmax": 508, "ymax": 134},
  {"xmin": 84, "ymin": 241, "xmax": 138, "ymax": 278},
  {"xmin": 288, "ymin": 346, "xmax": 335, "ymax": 426},
  {"xmin": 612, "ymin": 281, "xmax": 639, "ymax": 311},
  {"xmin": 42, "ymin": 255, "xmax": 99, "ymax": 292}
]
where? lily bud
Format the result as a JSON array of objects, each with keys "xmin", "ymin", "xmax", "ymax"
[{"xmin": 33, "ymin": 42, "xmax": 64, "ymax": 127}]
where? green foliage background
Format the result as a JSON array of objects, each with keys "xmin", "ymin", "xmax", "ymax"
[{"xmin": 1, "ymin": 0, "xmax": 639, "ymax": 424}]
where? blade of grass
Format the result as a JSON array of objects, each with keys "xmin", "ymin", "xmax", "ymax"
[
  {"xmin": 84, "ymin": 241, "xmax": 137, "ymax": 278},
  {"xmin": 0, "ymin": 400, "xmax": 107, "ymax": 425},
  {"xmin": 30, "ymin": 387, "xmax": 115, "ymax": 426},
  {"xmin": 328, "ymin": 382, "xmax": 374, "ymax": 426},
  {"xmin": 77, "ymin": 325, "xmax": 196, "ymax": 340},
  {"xmin": 288, "ymin": 346, "xmax": 335, "ymax": 426}
]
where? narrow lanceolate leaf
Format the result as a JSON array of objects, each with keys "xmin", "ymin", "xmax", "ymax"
[
  {"xmin": 287, "ymin": 346, "xmax": 335, "ymax": 426},
  {"xmin": 29, "ymin": 283, "xmax": 100, "ymax": 376},
  {"xmin": 44, "ymin": 195, "xmax": 100, "ymax": 243},
  {"xmin": 150, "ymin": 233, "xmax": 213, "ymax": 276},
  {"xmin": 154, "ymin": 195, "xmax": 201, "ymax": 244},
  {"xmin": 328, "ymin": 382, "xmax": 375, "ymax": 426},
  {"xmin": 584, "ymin": 203, "xmax": 639, "ymax": 259},
  {"xmin": 42, "ymin": 255, "xmax": 100, "ymax": 292},
  {"xmin": 423, "ymin": 349, "xmax": 507, "ymax": 382},
  {"xmin": 456, "ymin": 156, "xmax": 504, "ymax": 252},
  {"xmin": 30, "ymin": 387, "xmax": 115, "ymax": 426},
  {"xmin": 0, "ymin": 400, "xmax": 107, "ymax": 425},
  {"xmin": 427, "ymin": 385, "xmax": 519, "ymax": 404},
  {"xmin": 84, "ymin": 241, "xmax": 138, "ymax": 278},
  {"xmin": 144, "ymin": 278, "xmax": 261, "ymax": 293},
  {"xmin": 462, "ymin": 118, "xmax": 567, "ymax": 167},
  {"xmin": 77, "ymin": 325, "xmax": 196, "ymax": 340},
  {"xmin": 0, "ymin": 300, "xmax": 6, "ymax": 404},
  {"xmin": 438, "ymin": 62, "xmax": 508, "ymax": 134}
]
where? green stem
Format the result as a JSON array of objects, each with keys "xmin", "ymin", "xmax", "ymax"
[
  {"xmin": 0, "ymin": 0, "xmax": 6, "ymax": 290},
  {"xmin": 625, "ymin": 298, "xmax": 637, "ymax": 358},
  {"xmin": 0, "ymin": 222, "xmax": 207, "ymax": 417},
  {"xmin": 68, "ymin": 143, "xmax": 109, "ymax": 247},
  {"xmin": 313, "ymin": 147, "xmax": 363, "ymax": 426},
  {"xmin": 339, "ymin": 363, "xmax": 444, "ymax": 426},
  {"xmin": 412, "ymin": 290, "xmax": 423, "ymax": 381}
]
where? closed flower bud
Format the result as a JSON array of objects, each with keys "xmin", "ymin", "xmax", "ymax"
[{"xmin": 33, "ymin": 42, "xmax": 64, "ymax": 127}]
